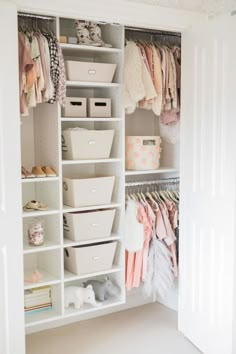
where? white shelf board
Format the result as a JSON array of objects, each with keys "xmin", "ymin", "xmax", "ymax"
[
  {"xmin": 63, "ymin": 234, "xmax": 121, "ymax": 248},
  {"xmin": 22, "ymin": 209, "xmax": 60, "ymax": 218},
  {"xmin": 63, "ymin": 202, "xmax": 122, "ymax": 213},
  {"xmin": 25, "ymin": 299, "xmax": 125, "ymax": 327},
  {"xmin": 64, "ymin": 265, "xmax": 123, "ymax": 283},
  {"xmin": 66, "ymin": 81, "xmax": 120, "ymax": 88},
  {"xmin": 21, "ymin": 177, "xmax": 59, "ymax": 183},
  {"xmin": 24, "ymin": 269, "xmax": 61, "ymax": 290},
  {"xmin": 23, "ymin": 241, "xmax": 61, "ymax": 254},
  {"xmin": 125, "ymin": 167, "xmax": 179, "ymax": 176},
  {"xmin": 64, "ymin": 298, "xmax": 125, "ymax": 319},
  {"xmin": 61, "ymin": 117, "xmax": 122, "ymax": 122},
  {"xmin": 62, "ymin": 158, "xmax": 121, "ymax": 165},
  {"xmin": 25, "ymin": 309, "xmax": 61, "ymax": 328},
  {"xmin": 61, "ymin": 43, "xmax": 121, "ymax": 54}
]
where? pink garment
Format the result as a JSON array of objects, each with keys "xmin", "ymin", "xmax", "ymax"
[
  {"xmin": 18, "ymin": 33, "xmax": 34, "ymax": 114},
  {"xmin": 138, "ymin": 44, "xmax": 152, "ymax": 75},
  {"xmin": 138, "ymin": 45, "xmax": 154, "ymax": 109},
  {"xmin": 145, "ymin": 46, "xmax": 154, "ymax": 81},
  {"xmin": 125, "ymin": 203, "xmax": 152, "ymax": 290},
  {"xmin": 154, "ymin": 203, "xmax": 168, "ymax": 241},
  {"xmin": 142, "ymin": 203, "xmax": 156, "ymax": 281},
  {"xmin": 125, "ymin": 202, "xmax": 144, "ymax": 290},
  {"xmin": 125, "ymin": 251, "xmax": 135, "ymax": 290},
  {"xmin": 159, "ymin": 202, "xmax": 178, "ymax": 277},
  {"xmin": 160, "ymin": 109, "xmax": 180, "ymax": 126},
  {"xmin": 164, "ymin": 199, "xmax": 178, "ymax": 231},
  {"xmin": 159, "ymin": 202, "xmax": 176, "ymax": 246},
  {"xmin": 132, "ymin": 204, "xmax": 152, "ymax": 288},
  {"xmin": 35, "ymin": 33, "xmax": 47, "ymax": 98}
]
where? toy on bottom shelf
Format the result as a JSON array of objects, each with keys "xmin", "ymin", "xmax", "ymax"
[
  {"xmin": 83, "ymin": 277, "xmax": 120, "ymax": 302},
  {"xmin": 64, "ymin": 285, "xmax": 101, "ymax": 309}
]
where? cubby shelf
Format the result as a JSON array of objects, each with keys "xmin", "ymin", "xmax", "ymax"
[
  {"xmin": 63, "ymin": 234, "xmax": 121, "ymax": 248},
  {"xmin": 25, "ymin": 299, "xmax": 125, "ymax": 328},
  {"xmin": 23, "ymin": 241, "xmax": 61, "ymax": 254},
  {"xmin": 63, "ymin": 299, "xmax": 125, "ymax": 319},
  {"xmin": 61, "ymin": 43, "xmax": 122, "ymax": 54},
  {"xmin": 21, "ymin": 14, "xmax": 126, "ymax": 332},
  {"xmin": 64, "ymin": 265, "xmax": 123, "ymax": 283},
  {"xmin": 60, "ymin": 117, "xmax": 122, "ymax": 122},
  {"xmin": 21, "ymin": 177, "xmax": 59, "ymax": 183},
  {"xmin": 62, "ymin": 158, "xmax": 121, "ymax": 165},
  {"xmin": 25, "ymin": 310, "xmax": 61, "ymax": 328},
  {"xmin": 22, "ymin": 209, "xmax": 60, "ymax": 218},
  {"xmin": 63, "ymin": 202, "xmax": 122, "ymax": 213},
  {"xmin": 66, "ymin": 81, "xmax": 120, "ymax": 88},
  {"xmin": 24, "ymin": 270, "xmax": 61, "ymax": 290},
  {"xmin": 125, "ymin": 167, "xmax": 179, "ymax": 176}
]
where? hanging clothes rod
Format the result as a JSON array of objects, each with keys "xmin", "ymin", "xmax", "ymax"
[
  {"xmin": 125, "ymin": 177, "xmax": 180, "ymax": 187},
  {"xmin": 18, "ymin": 12, "xmax": 55, "ymax": 20},
  {"xmin": 125, "ymin": 26, "xmax": 181, "ymax": 37}
]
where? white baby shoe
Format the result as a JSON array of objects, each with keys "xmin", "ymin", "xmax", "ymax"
[
  {"xmin": 88, "ymin": 22, "xmax": 112, "ymax": 48},
  {"xmin": 75, "ymin": 20, "xmax": 101, "ymax": 47}
]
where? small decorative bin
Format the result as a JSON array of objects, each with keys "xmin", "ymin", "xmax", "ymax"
[
  {"xmin": 63, "ymin": 209, "xmax": 116, "ymax": 242},
  {"xmin": 64, "ymin": 241, "xmax": 117, "ymax": 275},
  {"xmin": 62, "ymin": 129, "xmax": 114, "ymax": 160},
  {"xmin": 28, "ymin": 218, "xmax": 44, "ymax": 246},
  {"xmin": 65, "ymin": 61, "xmax": 117, "ymax": 83},
  {"xmin": 125, "ymin": 136, "xmax": 162, "ymax": 171},
  {"xmin": 88, "ymin": 98, "xmax": 111, "ymax": 118},
  {"xmin": 63, "ymin": 176, "xmax": 115, "ymax": 208},
  {"xmin": 62, "ymin": 97, "xmax": 87, "ymax": 118}
]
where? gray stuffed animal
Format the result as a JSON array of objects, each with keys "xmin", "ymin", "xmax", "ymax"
[{"xmin": 83, "ymin": 277, "xmax": 120, "ymax": 302}]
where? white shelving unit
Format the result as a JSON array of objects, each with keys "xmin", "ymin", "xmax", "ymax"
[
  {"xmin": 19, "ymin": 14, "xmax": 179, "ymax": 332},
  {"xmin": 20, "ymin": 15, "xmax": 125, "ymax": 330}
]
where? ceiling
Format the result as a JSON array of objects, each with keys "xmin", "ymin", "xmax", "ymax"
[{"xmin": 126, "ymin": 0, "xmax": 236, "ymax": 15}]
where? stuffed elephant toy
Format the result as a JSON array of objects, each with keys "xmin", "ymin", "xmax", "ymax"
[
  {"xmin": 83, "ymin": 277, "xmax": 120, "ymax": 302},
  {"xmin": 64, "ymin": 285, "xmax": 101, "ymax": 309}
]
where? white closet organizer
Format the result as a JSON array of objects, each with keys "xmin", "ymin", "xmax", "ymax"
[
  {"xmin": 19, "ymin": 13, "xmax": 180, "ymax": 331},
  {"xmin": 20, "ymin": 14, "xmax": 125, "ymax": 329}
]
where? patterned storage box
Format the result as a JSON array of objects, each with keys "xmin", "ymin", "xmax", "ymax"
[{"xmin": 125, "ymin": 136, "xmax": 162, "ymax": 171}]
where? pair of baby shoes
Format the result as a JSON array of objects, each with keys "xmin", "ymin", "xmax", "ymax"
[{"xmin": 21, "ymin": 166, "xmax": 57, "ymax": 178}]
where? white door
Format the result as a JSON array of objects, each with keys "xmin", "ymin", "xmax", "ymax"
[
  {"xmin": 179, "ymin": 13, "xmax": 236, "ymax": 354},
  {"xmin": 0, "ymin": 2, "xmax": 25, "ymax": 354}
]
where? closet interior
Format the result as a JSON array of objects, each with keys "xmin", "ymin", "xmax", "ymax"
[{"xmin": 18, "ymin": 12, "xmax": 181, "ymax": 331}]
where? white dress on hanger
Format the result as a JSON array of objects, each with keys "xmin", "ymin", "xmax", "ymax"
[{"xmin": 125, "ymin": 199, "xmax": 144, "ymax": 252}]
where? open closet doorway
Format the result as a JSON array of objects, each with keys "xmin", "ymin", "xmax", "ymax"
[{"xmin": 1, "ymin": 1, "xmax": 236, "ymax": 353}]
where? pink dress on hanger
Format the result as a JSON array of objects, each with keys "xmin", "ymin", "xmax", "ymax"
[
  {"xmin": 142, "ymin": 203, "xmax": 156, "ymax": 281},
  {"xmin": 158, "ymin": 202, "xmax": 178, "ymax": 277},
  {"xmin": 132, "ymin": 203, "xmax": 152, "ymax": 288}
]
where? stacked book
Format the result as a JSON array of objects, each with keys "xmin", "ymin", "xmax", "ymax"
[{"xmin": 24, "ymin": 286, "xmax": 52, "ymax": 315}]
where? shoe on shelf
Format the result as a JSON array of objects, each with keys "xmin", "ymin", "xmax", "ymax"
[
  {"xmin": 32, "ymin": 166, "xmax": 46, "ymax": 178},
  {"xmin": 23, "ymin": 200, "xmax": 48, "ymax": 212},
  {"xmin": 88, "ymin": 22, "xmax": 112, "ymax": 48},
  {"xmin": 42, "ymin": 166, "xmax": 57, "ymax": 177},
  {"xmin": 75, "ymin": 20, "xmax": 101, "ymax": 47},
  {"xmin": 24, "ymin": 270, "xmax": 43, "ymax": 283},
  {"xmin": 21, "ymin": 166, "xmax": 35, "ymax": 179}
]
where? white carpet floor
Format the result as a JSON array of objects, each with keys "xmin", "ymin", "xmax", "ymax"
[{"xmin": 26, "ymin": 304, "xmax": 201, "ymax": 354}]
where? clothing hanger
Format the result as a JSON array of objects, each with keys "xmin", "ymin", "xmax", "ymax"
[
  {"xmin": 144, "ymin": 185, "xmax": 157, "ymax": 205},
  {"xmin": 166, "ymin": 189, "xmax": 179, "ymax": 203}
]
